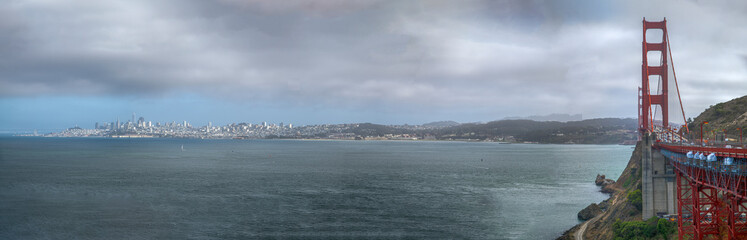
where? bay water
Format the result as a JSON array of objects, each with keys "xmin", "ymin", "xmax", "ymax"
[{"xmin": 0, "ymin": 137, "xmax": 630, "ymax": 239}]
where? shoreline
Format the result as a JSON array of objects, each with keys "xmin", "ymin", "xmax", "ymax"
[{"xmin": 5, "ymin": 135, "xmax": 637, "ymax": 146}]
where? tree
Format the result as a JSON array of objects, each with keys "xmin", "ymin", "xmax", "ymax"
[{"xmin": 628, "ymin": 190, "xmax": 642, "ymax": 210}]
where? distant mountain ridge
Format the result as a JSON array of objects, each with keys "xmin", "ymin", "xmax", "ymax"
[
  {"xmin": 503, "ymin": 113, "xmax": 583, "ymax": 122},
  {"xmin": 435, "ymin": 118, "xmax": 637, "ymax": 144},
  {"xmin": 347, "ymin": 118, "xmax": 638, "ymax": 144}
]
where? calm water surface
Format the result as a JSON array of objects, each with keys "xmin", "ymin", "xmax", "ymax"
[{"xmin": 0, "ymin": 137, "xmax": 630, "ymax": 239}]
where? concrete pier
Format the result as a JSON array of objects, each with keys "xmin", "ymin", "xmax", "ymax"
[{"xmin": 642, "ymin": 133, "xmax": 677, "ymax": 219}]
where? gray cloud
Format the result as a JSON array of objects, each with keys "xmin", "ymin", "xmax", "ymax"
[{"xmin": 0, "ymin": 0, "xmax": 745, "ymax": 121}]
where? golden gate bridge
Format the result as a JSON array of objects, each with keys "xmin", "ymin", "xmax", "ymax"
[{"xmin": 639, "ymin": 18, "xmax": 747, "ymax": 239}]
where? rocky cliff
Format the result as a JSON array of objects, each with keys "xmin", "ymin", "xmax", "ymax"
[{"xmin": 557, "ymin": 141, "xmax": 644, "ymax": 239}]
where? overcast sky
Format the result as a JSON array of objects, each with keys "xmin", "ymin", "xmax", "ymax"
[{"xmin": 1, "ymin": 0, "xmax": 746, "ymax": 131}]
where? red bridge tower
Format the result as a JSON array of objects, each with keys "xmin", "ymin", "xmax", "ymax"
[{"xmin": 640, "ymin": 18, "xmax": 669, "ymax": 134}]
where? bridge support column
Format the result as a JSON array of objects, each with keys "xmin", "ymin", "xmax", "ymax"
[
  {"xmin": 643, "ymin": 133, "xmax": 677, "ymax": 220},
  {"xmin": 643, "ymin": 133, "xmax": 655, "ymax": 219}
]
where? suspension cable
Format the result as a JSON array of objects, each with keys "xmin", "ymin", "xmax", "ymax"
[{"xmin": 666, "ymin": 31, "xmax": 689, "ymax": 133}]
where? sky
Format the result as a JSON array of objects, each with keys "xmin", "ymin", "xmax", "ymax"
[{"xmin": 1, "ymin": 0, "xmax": 746, "ymax": 131}]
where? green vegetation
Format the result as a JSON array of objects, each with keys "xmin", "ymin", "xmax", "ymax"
[
  {"xmin": 627, "ymin": 189, "xmax": 642, "ymax": 211},
  {"xmin": 613, "ymin": 217, "xmax": 676, "ymax": 240},
  {"xmin": 623, "ymin": 167, "xmax": 639, "ymax": 188}
]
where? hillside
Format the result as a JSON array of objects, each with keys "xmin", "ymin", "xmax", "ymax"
[{"xmin": 685, "ymin": 95, "xmax": 747, "ymax": 138}]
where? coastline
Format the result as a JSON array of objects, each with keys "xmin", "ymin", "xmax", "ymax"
[
  {"xmin": 7, "ymin": 135, "xmax": 640, "ymax": 145},
  {"xmin": 557, "ymin": 141, "xmax": 643, "ymax": 239}
]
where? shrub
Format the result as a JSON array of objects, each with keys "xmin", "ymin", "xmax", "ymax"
[
  {"xmin": 612, "ymin": 217, "xmax": 676, "ymax": 240},
  {"xmin": 628, "ymin": 189, "xmax": 642, "ymax": 210},
  {"xmin": 657, "ymin": 218, "xmax": 676, "ymax": 236}
]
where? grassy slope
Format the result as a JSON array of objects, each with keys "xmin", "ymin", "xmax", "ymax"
[{"xmin": 685, "ymin": 95, "xmax": 747, "ymax": 137}]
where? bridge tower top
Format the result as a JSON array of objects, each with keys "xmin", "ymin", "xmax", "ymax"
[{"xmin": 640, "ymin": 18, "xmax": 669, "ymax": 136}]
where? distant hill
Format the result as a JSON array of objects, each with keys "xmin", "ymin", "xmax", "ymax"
[
  {"xmin": 436, "ymin": 118, "xmax": 637, "ymax": 144},
  {"xmin": 309, "ymin": 118, "xmax": 638, "ymax": 144},
  {"xmin": 422, "ymin": 121, "xmax": 460, "ymax": 128},
  {"xmin": 686, "ymin": 95, "xmax": 747, "ymax": 137},
  {"xmin": 503, "ymin": 113, "xmax": 583, "ymax": 122},
  {"xmin": 347, "ymin": 123, "xmax": 413, "ymax": 136}
]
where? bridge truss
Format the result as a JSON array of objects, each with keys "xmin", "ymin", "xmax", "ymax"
[{"xmin": 659, "ymin": 145, "xmax": 747, "ymax": 239}]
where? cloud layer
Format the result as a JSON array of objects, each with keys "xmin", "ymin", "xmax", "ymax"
[{"xmin": 1, "ymin": 0, "xmax": 745, "ymax": 122}]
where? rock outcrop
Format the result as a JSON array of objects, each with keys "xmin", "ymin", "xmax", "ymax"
[
  {"xmin": 595, "ymin": 174, "xmax": 615, "ymax": 188},
  {"xmin": 577, "ymin": 203, "xmax": 602, "ymax": 220}
]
